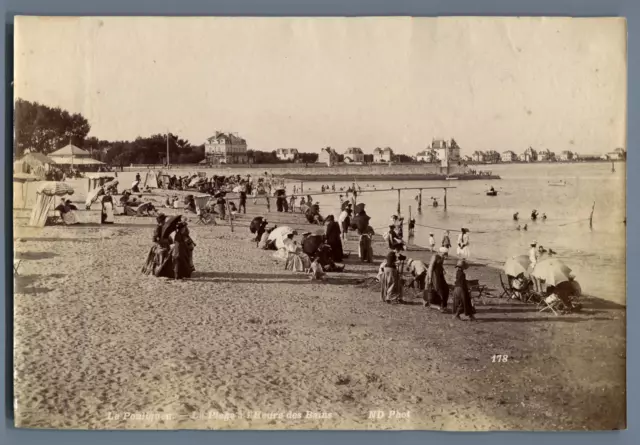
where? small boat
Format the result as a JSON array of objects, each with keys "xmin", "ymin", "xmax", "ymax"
[
  {"xmin": 548, "ymin": 180, "xmax": 567, "ymax": 187},
  {"xmin": 445, "ymin": 176, "xmax": 459, "ymax": 181},
  {"xmin": 486, "ymin": 190, "xmax": 498, "ymax": 196}
]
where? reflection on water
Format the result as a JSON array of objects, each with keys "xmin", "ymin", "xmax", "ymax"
[{"xmin": 306, "ymin": 163, "xmax": 626, "ymax": 304}]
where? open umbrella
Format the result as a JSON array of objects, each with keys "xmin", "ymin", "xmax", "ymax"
[
  {"xmin": 161, "ymin": 215, "xmax": 182, "ymax": 239},
  {"xmin": 250, "ymin": 216, "xmax": 265, "ymax": 234},
  {"xmin": 503, "ymin": 255, "xmax": 531, "ymax": 278},
  {"xmin": 532, "ymin": 258, "xmax": 573, "ymax": 286},
  {"xmin": 268, "ymin": 226, "xmax": 296, "ymax": 249},
  {"xmin": 302, "ymin": 234, "xmax": 324, "ymax": 257}
]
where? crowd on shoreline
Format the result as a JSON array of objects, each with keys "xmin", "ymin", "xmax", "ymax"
[{"xmin": 40, "ymin": 170, "xmax": 585, "ymax": 319}]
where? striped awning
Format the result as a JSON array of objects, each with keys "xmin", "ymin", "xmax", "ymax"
[
  {"xmin": 51, "ymin": 156, "xmax": 105, "ymax": 165},
  {"xmin": 36, "ymin": 181, "xmax": 75, "ymax": 196}
]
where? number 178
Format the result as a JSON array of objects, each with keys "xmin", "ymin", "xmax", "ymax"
[{"xmin": 492, "ymin": 354, "xmax": 509, "ymax": 363}]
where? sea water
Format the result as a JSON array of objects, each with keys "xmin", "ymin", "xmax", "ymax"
[
  {"xmin": 306, "ymin": 163, "xmax": 626, "ymax": 304},
  {"xmin": 115, "ymin": 162, "xmax": 626, "ymax": 303}
]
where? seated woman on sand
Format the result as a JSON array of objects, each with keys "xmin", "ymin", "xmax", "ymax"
[
  {"xmin": 136, "ymin": 202, "xmax": 158, "ymax": 217},
  {"xmin": 281, "ymin": 238, "xmax": 312, "ymax": 273},
  {"xmin": 54, "ymin": 198, "xmax": 80, "ymax": 225},
  {"xmin": 122, "ymin": 196, "xmax": 142, "ymax": 216},
  {"xmin": 305, "ymin": 203, "xmax": 324, "ymax": 224}
]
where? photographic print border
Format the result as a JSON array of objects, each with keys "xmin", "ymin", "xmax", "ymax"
[{"xmin": 1, "ymin": 0, "xmax": 637, "ymax": 444}]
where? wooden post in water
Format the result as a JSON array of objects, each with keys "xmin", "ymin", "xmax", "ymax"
[
  {"xmin": 443, "ymin": 188, "xmax": 448, "ymax": 211},
  {"xmin": 300, "ymin": 180, "xmax": 304, "ymax": 194},
  {"xmin": 226, "ymin": 200, "xmax": 234, "ymax": 232},
  {"xmin": 589, "ymin": 201, "xmax": 595, "ymax": 229},
  {"xmin": 418, "ymin": 189, "xmax": 423, "ymax": 213},
  {"xmin": 397, "ymin": 189, "xmax": 401, "ymax": 215}
]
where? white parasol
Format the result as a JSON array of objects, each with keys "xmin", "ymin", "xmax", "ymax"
[
  {"xmin": 268, "ymin": 226, "xmax": 297, "ymax": 249},
  {"xmin": 532, "ymin": 258, "xmax": 573, "ymax": 286}
]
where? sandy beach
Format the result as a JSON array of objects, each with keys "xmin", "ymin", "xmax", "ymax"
[{"xmin": 12, "ymin": 193, "xmax": 626, "ymax": 431}]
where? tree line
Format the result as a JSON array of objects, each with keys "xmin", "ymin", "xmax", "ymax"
[{"xmin": 13, "ymin": 99, "xmax": 320, "ymax": 166}]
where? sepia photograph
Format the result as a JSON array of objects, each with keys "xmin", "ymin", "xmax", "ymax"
[{"xmin": 12, "ymin": 16, "xmax": 626, "ymax": 430}]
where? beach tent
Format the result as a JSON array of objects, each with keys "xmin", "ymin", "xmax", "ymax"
[
  {"xmin": 13, "ymin": 173, "xmax": 40, "ymax": 209},
  {"xmin": 85, "ymin": 172, "xmax": 117, "ymax": 195},
  {"xmin": 29, "ymin": 181, "xmax": 75, "ymax": 227},
  {"xmin": 143, "ymin": 171, "xmax": 159, "ymax": 189},
  {"xmin": 14, "ymin": 152, "xmax": 55, "ymax": 179}
]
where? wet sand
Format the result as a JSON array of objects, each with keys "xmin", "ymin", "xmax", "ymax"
[{"xmin": 12, "ymin": 195, "xmax": 626, "ymax": 430}]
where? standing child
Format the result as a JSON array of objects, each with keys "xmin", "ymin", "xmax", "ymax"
[
  {"xmin": 408, "ymin": 219, "xmax": 415, "ymax": 237},
  {"xmin": 428, "ymin": 232, "xmax": 436, "ymax": 251}
]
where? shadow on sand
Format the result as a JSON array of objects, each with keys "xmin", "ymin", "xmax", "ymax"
[
  {"xmin": 580, "ymin": 295, "xmax": 626, "ymax": 310},
  {"xmin": 191, "ymin": 271, "xmax": 365, "ymax": 286},
  {"xmin": 14, "ymin": 251, "xmax": 59, "ymax": 260},
  {"xmin": 478, "ymin": 316, "xmax": 613, "ymax": 323}
]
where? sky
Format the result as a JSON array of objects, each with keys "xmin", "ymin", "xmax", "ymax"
[{"xmin": 14, "ymin": 16, "xmax": 627, "ymax": 155}]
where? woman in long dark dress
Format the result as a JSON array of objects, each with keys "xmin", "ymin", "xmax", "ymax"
[
  {"xmin": 324, "ymin": 215, "xmax": 344, "ymax": 262},
  {"xmin": 156, "ymin": 221, "xmax": 193, "ymax": 280},
  {"xmin": 452, "ymin": 259, "xmax": 476, "ymax": 321},
  {"xmin": 351, "ymin": 205, "xmax": 373, "ymax": 263},
  {"xmin": 101, "ymin": 191, "xmax": 115, "ymax": 224},
  {"xmin": 380, "ymin": 251, "xmax": 403, "ymax": 304},
  {"xmin": 424, "ymin": 254, "xmax": 449, "ymax": 311},
  {"xmin": 142, "ymin": 214, "xmax": 171, "ymax": 275}
]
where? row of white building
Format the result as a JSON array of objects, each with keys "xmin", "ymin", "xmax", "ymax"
[
  {"xmin": 317, "ymin": 139, "xmax": 462, "ymax": 166},
  {"xmin": 496, "ymin": 147, "xmax": 626, "ymax": 163},
  {"xmin": 203, "ymin": 132, "xmax": 463, "ymax": 166},
  {"xmin": 202, "ymin": 131, "xmax": 625, "ymax": 166}
]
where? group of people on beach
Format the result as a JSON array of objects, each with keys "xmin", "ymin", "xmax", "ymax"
[{"xmin": 379, "ymin": 251, "xmax": 477, "ymax": 321}]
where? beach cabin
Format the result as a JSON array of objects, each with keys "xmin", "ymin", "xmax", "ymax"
[{"xmin": 14, "ymin": 152, "xmax": 55, "ymax": 179}]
